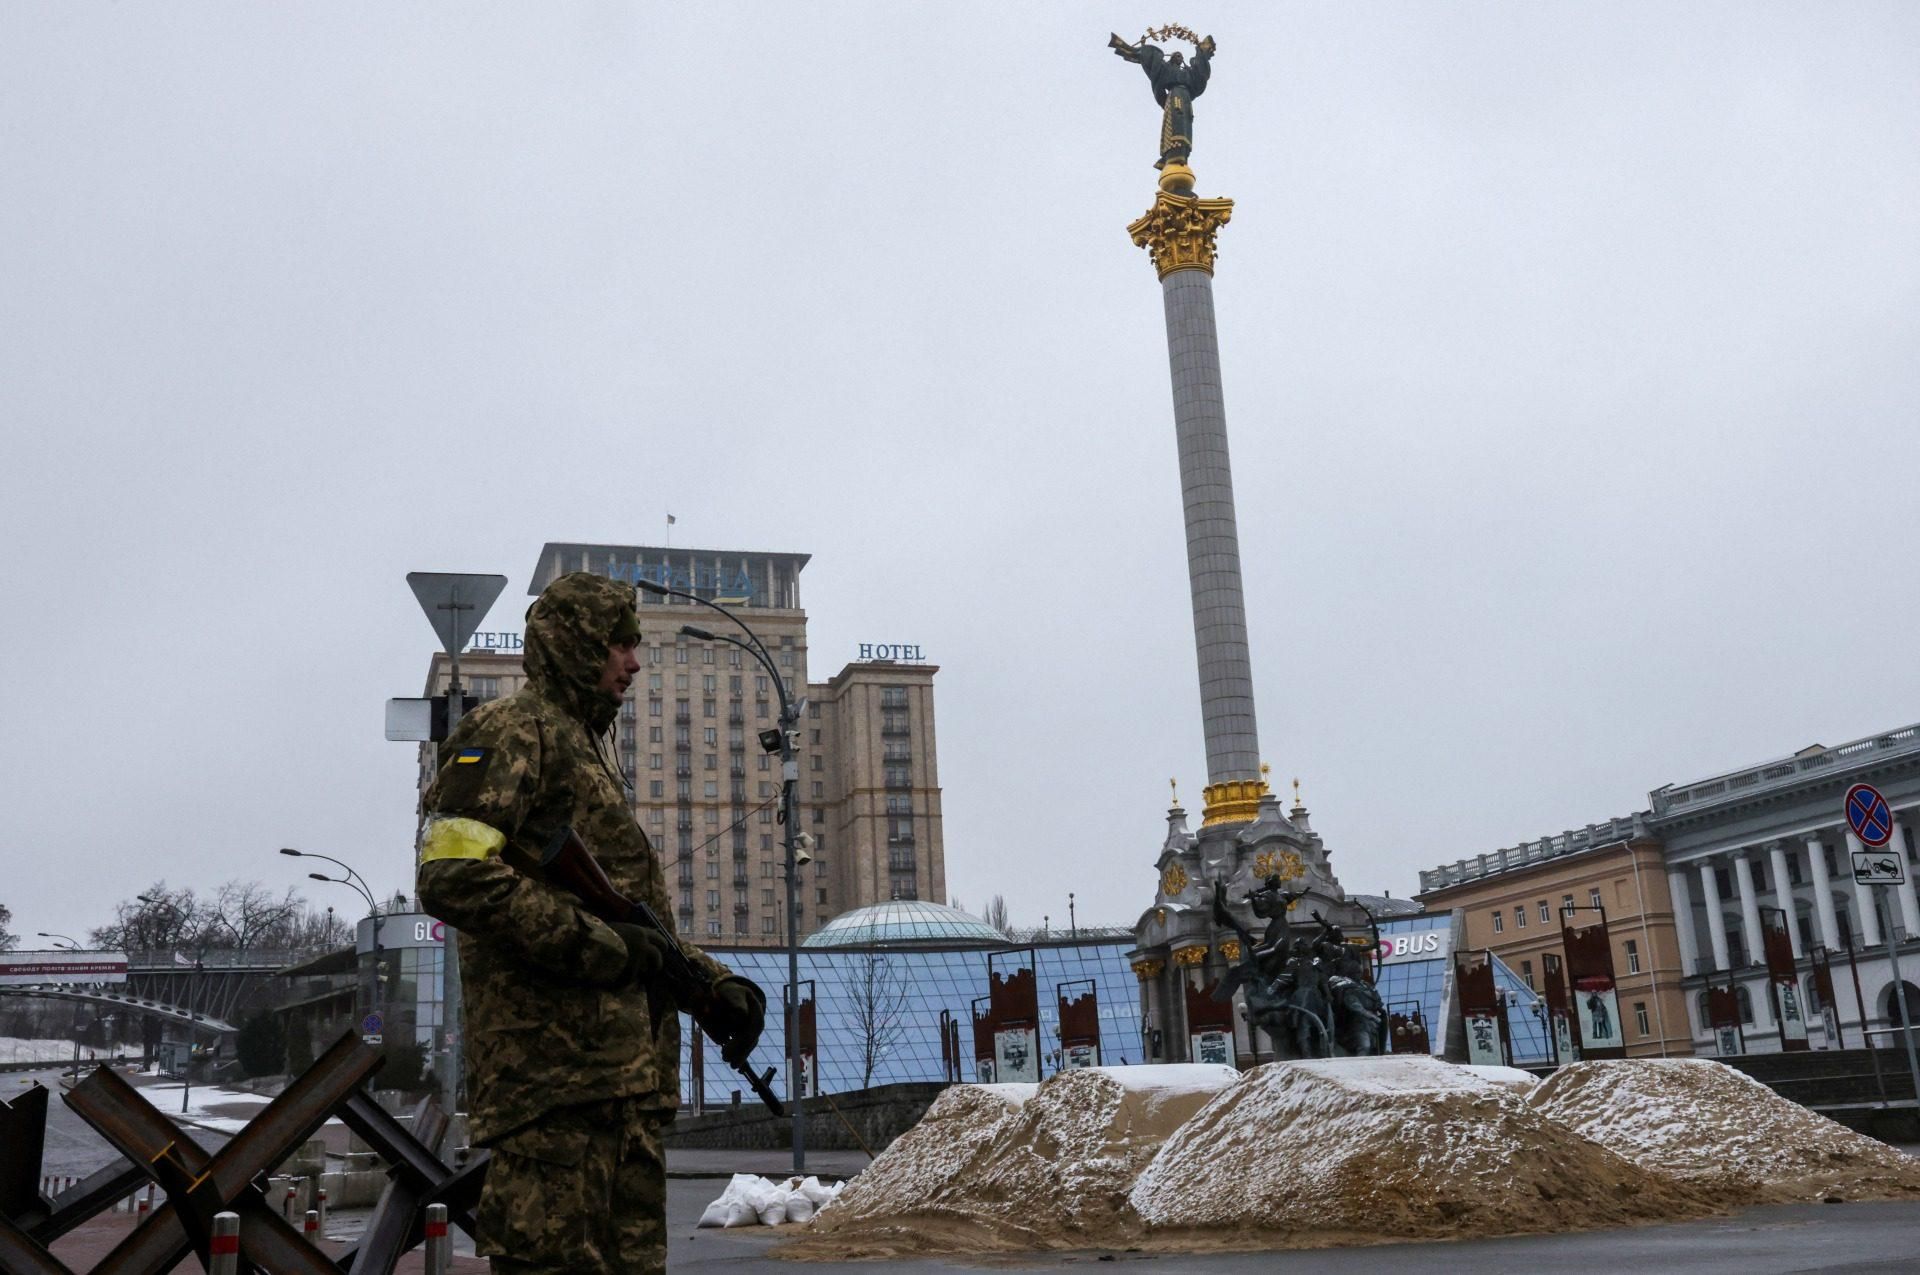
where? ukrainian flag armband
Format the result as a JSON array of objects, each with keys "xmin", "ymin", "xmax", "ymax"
[{"xmin": 421, "ymin": 816, "xmax": 507, "ymax": 865}]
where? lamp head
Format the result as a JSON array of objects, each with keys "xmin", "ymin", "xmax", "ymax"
[
  {"xmin": 636, "ymin": 579, "xmax": 670, "ymax": 596},
  {"xmin": 680, "ymin": 624, "xmax": 717, "ymax": 641},
  {"xmin": 278, "ymin": 848, "xmax": 301, "ymax": 857}
]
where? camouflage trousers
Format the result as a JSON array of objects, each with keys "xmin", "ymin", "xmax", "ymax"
[{"xmin": 479, "ymin": 1098, "xmax": 668, "ymax": 1275}]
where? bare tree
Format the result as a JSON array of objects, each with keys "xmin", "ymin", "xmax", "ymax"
[
  {"xmin": 985, "ymin": 894, "xmax": 1011, "ymax": 935},
  {"xmin": 841, "ymin": 952, "xmax": 911, "ymax": 1089},
  {"xmin": 0, "ymin": 902, "xmax": 17, "ymax": 952},
  {"xmin": 89, "ymin": 879, "xmax": 323, "ymax": 953}
]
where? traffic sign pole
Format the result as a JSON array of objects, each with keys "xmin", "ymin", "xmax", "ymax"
[
  {"xmin": 1878, "ymin": 883, "xmax": 1920, "ymax": 1108},
  {"xmin": 1844, "ymin": 783, "xmax": 1920, "ymax": 1104},
  {"xmin": 404, "ymin": 572, "xmax": 507, "ymax": 1124}
]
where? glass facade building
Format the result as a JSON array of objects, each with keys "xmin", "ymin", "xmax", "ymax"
[{"xmin": 680, "ymin": 904, "xmax": 1555, "ymax": 1103}]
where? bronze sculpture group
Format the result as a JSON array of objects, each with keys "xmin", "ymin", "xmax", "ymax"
[{"xmin": 1212, "ymin": 879, "xmax": 1388, "ymax": 1059}]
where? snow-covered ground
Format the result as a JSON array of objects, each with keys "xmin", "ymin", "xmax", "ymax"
[
  {"xmin": 131, "ymin": 1081, "xmax": 275, "ymax": 1132},
  {"xmin": 0, "ymin": 1035, "xmax": 105, "ymax": 1064}
]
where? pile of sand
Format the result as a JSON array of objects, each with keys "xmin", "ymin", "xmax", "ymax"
[
  {"xmin": 789, "ymin": 1064, "xmax": 1238, "ymax": 1258},
  {"xmin": 1128, "ymin": 1056, "xmax": 1712, "ymax": 1247},
  {"xmin": 1527, "ymin": 1058, "xmax": 1920, "ymax": 1204}
]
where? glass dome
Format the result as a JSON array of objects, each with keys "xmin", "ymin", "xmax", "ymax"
[{"xmin": 802, "ymin": 899, "xmax": 1008, "ymax": 948}]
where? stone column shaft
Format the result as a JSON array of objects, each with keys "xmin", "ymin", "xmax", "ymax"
[
  {"xmin": 1732, "ymin": 855, "xmax": 1771, "ymax": 1024},
  {"xmin": 1668, "ymin": 869, "xmax": 1701, "ymax": 976},
  {"xmin": 1806, "ymin": 836, "xmax": 1842, "ymax": 950},
  {"xmin": 1768, "ymin": 843, "xmax": 1804, "ymax": 959},
  {"xmin": 1159, "ymin": 267, "xmax": 1260, "ymax": 784},
  {"xmin": 1699, "ymin": 860, "xmax": 1731, "ymax": 973}
]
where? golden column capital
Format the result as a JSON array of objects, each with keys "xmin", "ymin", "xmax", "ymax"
[
  {"xmin": 1128, "ymin": 189, "xmax": 1234, "ymax": 280},
  {"xmin": 1200, "ymin": 777, "xmax": 1270, "ymax": 826}
]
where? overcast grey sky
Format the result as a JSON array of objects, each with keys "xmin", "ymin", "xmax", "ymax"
[{"xmin": 3, "ymin": 3, "xmax": 1917, "ymax": 945}]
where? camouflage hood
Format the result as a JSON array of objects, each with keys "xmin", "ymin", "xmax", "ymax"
[{"xmin": 522, "ymin": 572, "xmax": 636, "ymax": 733}]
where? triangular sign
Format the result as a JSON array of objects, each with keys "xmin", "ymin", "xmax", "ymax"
[{"xmin": 406, "ymin": 572, "xmax": 508, "ymax": 654}]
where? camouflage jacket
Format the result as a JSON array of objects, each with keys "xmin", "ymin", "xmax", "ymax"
[{"xmin": 418, "ymin": 572, "xmax": 731, "ymax": 1144}]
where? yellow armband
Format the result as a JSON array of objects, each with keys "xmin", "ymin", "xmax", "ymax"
[{"xmin": 420, "ymin": 816, "xmax": 507, "ymax": 864}]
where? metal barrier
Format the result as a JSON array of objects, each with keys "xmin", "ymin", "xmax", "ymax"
[{"xmin": 0, "ymin": 1030, "xmax": 487, "ymax": 1273}]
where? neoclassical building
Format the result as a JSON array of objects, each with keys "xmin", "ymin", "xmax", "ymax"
[{"xmin": 1651, "ymin": 722, "xmax": 1920, "ymax": 1051}]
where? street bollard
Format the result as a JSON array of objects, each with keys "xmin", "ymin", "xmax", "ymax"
[
  {"xmin": 284, "ymin": 1183, "xmax": 298, "ymax": 1223},
  {"xmin": 208, "ymin": 1211, "xmax": 240, "ymax": 1275},
  {"xmin": 136, "ymin": 1196, "xmax": 150, "ymax": 1225},
  {"xmin": 424, "ymin": 1202, "xmax": 450, "ymax": 1275},
  {"xmin": 317, "ymin": 1186, "xmax": 327, "ymax": 1236},
  {"xmin": 304, "ymin": 1208, "xmax": 320, "ymax": 1246}
]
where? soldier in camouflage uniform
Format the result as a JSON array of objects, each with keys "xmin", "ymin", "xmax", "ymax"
[{"xmin": 419, "ymin": 571, "xmax": 766, "ymax": 1274}]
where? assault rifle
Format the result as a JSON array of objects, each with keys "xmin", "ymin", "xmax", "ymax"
[{"xmin": 537, "ymin": 825, "xmax": 785, "ymax": 1117}]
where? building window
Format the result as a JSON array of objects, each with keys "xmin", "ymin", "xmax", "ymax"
[
  {"xmin": 648, "ymin": 673, "xmax": 662, "ymax": 690},
  {"xmin": 649, "ymin": 699, "xmax": 662, "ymax": 717},
  {"xmin": 705, "ymin": 890, "xmax": 719, "ymax": 908},
  {"xmin": 762, "ymin": 916, "xmax": 777, "ymax": 934},
  {"xmin": 1588, "ymin": 887, "xmax": 1603, "ymax": 910},
  {"xmin": 730, "ymin": 650, "xmax": 742, "ymax": 668},
  {"xmin": 1561, "ymin": 894, "xmax": 1574, "ymax": 917},
  {"xmin": 811, "ymin": 755, "xmax": 823, "ymax": 771},
  {"xmin": 816, "ymin": 887, "xmax": 827, "ymax": 904},
  {"xmin": 706, "ymin": 863, "xmax": 719, "ymax": 880},
  {"xmin": 676, "ymin": 648, "xmax": 689, "ymax": 665},
  {"xmin": 703, "ymin": 648, "xmax": 715, "ymax": 665},
  {"xmin": 649, "ymin": 780, "xmax": 664, "ymax": 799},
  {"xmin": 1515, "ymin": 907, "xmax": 1526, "ymax": 930},
  {"xmin": 706, "ymin": 920, "xmax": 721, "ymax": 936},
  {"xmin": 811, "ymin": 781, "xmax": 824, "ymax": 799},
  {"xmin": 1491, "ymin": 911, "xmax": 1504, "ymax": 934},
  {"xmin": 761, "ymin": 889, "xmax": 774, "ymax": 907},
  {"xmin": 1624, "ymin": 939, "xmax": 1641, "ymax": 974},
  {"xmin": 1789, "ymin": 853, "xmax": 1804, "ymax": 886},
  {"xmin": 649, "ymin": 754, "xmax": 662, "ymax": 770},
  {"xmin": 648, "ymin": 726, "xmax": 662, "ymax": 743},
  {"xmin": 1538, "ymin": 901, "xmax": 1550, "ymax": 924},
  {"xmin": 1634, "ymin": 1002, "xmax": 1650, "ymax": 1037},
  {"xmin": 703, "ymin": 675, "xmax": 716, "ymax": 693},
  {"xmin": 1521, "ymin": 959, "xmax": 1534, "ymax": 989},
  {"xmin": 704, "ymin": 781, "xmax": 718, "ymax": 799}
]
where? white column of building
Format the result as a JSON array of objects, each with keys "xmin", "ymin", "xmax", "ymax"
[
  {"xmin": 1699, "ymin": 859, "xmax": 1731, "ymax": 972},
  {"xmin": 1845, "ymin": 831, "xmax": 1885, "ymax": 946},
  {"xmin": 1806, "ymin": 835, "xmax": 1842, "ymax": 950},
  {"xmin": 1732, "ymin": 854, "xmax": 1765, "ymax": 966},
  {"xmin": 1668, "ymin": 868, "xmax": 1701, "ymax": 975},
  {"xmin": 1731, "ymin": 854, "xmax": 1772, "ymax": 1026},
  {"xmin": 1891, "ymin": 814, "xmax": 1920, "ymax": 940},
  {"xmin": 1767, "ymin": 842, "xmax": 1804, "ymax": 959}
]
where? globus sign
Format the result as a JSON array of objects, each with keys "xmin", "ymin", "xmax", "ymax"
[
  {"xmin": 1377, "ymin": 928, "xmax": 1453, "ymax": 966},
  {"xmin": 355, "ymin": 912, "xmax": 445, "ymax": 954}
]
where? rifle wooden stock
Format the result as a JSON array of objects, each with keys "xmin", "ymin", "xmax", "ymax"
[{"xmin": 538, "ymin": 826, "xmax": 785, "ymax": 1117}]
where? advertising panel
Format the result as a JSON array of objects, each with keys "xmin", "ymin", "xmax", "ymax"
[
  {"xmin": 1464, "ymin": 1014, "xmax": 1503, "ymax": 1065},
  {"xmin": 994, "ymin": 1027, "xmax": 1041, "ymax": 1082},
  {"xmin": 1063, "ymin": 1043, "xmax": 1100, "ymax": 1069},
  {"xmin": 1561, "ymin": 914, "xmax": 1626, "ymax": 1060},
  {"xmin": 1760, "ymin": 906, "xmax": 1808, "ymax": 1052},
  {"xmin": 1190, "ymin": 1029, "xmax": 1233, "ymax": 1066},
  {"xmin": 1572, "ymin": 977, "xmax": 1622, "ymax": 1050}
]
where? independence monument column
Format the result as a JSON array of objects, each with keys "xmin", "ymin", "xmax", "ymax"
[{"xmin": 1112, "ymin": 26, "xmax": 1266, "ymax": 824}]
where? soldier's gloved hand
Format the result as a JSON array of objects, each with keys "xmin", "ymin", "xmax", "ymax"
[
  {"xmin": 606, "ymin": 922, "xmax": 673, "ymax": 987},
  {"xmin": 710, "ymin": 976, "xmax": 766, "ymax": 1067}
]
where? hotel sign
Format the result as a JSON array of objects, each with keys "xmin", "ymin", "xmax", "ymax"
[{"xmin": 858, "ymin": 643, "xmax": 926, "ymax": 662}]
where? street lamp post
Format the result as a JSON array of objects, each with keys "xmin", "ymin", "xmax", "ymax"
[
  {"xmin": 280, "ymin": 849, "xmax": 383, "ymax": 1028},
  {"xmin": 637, "ymin": 578, "xmax": 808, "ymax": 1175},
  {"xmin": 36, "ymin": 932, "xmax": 81, "ymax": 951}
]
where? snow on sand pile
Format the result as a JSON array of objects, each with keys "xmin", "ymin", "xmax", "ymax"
[
  {"xmin": 787, "ymin": 1064, "xmax": 1238, "ymax": 1258},
  {"xmin": 1527, "ymin": 1058, "xmax": 1920, "ymax": 1204},
  {"xmin": 1129, "ymin": 1055, "xmax": 1713, "ymax": 1248}
]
